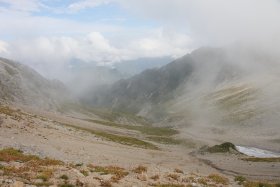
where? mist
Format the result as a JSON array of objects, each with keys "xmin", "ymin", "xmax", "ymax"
[
  {"xmin": 0, "ymin": 0, "xmax": 279, "ymax": 82},
  {"xmin": 1, "ymin": 0, "xmax": 280, "ymax": 117}
]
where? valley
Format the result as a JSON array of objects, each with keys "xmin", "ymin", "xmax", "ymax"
[{"xmin": 0, "ymin": 102, "xmax": 279, "ymax": 186}]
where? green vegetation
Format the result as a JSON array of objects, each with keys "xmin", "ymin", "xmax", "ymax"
[
  {"xmin": 241, "ymin": 157, "xmax": 280, "ymax": 162},
  {"xmin": 208, "ymin": 84, "xmax": 259, "ymax": 124},
  {"xmin": 37, "ymin": 170, "xmax": 53, "ymax": 182},
  {"xmin": 60, "ymin": 174, "xmax": 69, "ymax": 180},
  {"xmin": 91, "ymin": 165, "xmax": 129, "ymax": 183},
  {"xmin": 0, "ymin": 148, "xmax": 63, "ymax": 165},
  {"xmin": 80, "ymin": 169, "xmax": 89, "ymax": 176},
  {"xmin": 33, "ymin": 182, "xmax": 53, "ymax": 186},
  {"xmin": 0, "ymin": 148, "xmax": 38, "ymax": 162},
  {"xmin": 59, "ymin": 184, "xmax": 75, "ymax": 187},
  {"xmin": 0, "ymin": 105, "xmax": 24, "ymax": 121},
  {"xmin": 150, "ymin": 174, "xmax": 160, "ymax": 181},
  {"xmin": 132, "ymin": 165, "xmax": 147, "ymax": 174},
  {"xmin": 167, "ymin": 173, "xmax": 180, "ymax": 181},
  {"xmin": 243, "ymin": 181, "xmax": 280, "ymax": 187},
  {"xmin": 207, "ymin": 174, "xmax": 229, "ymax": 185},
  {"xmin": 86, "ymin": 118, "xmax": 178, "ymax": 136},
  {"xmin": 0, "ymin": 148, "xmax": 62, "ymax": 182},
  {"xmin": 100, "ymin": 180, "xmax": 112, "ymax": 187},
  {"xmin": 58, "ymin": 102, "xmax": 149, "ymax": 125},
  {"xmin": 207, "ymin": 142, "xmax": 237, "ymax": 153},
  {"xmin": 59, "ymin": 122, "xmax": 159, "ymax": 150},
  {"xmin": 146, "ymin": 136, "xmax": 182, "ymax": 145},
  {"xmin": 235, "ymin": 175, "xmax": 247, "ymax": 185},
  {"xmin": 154, "ymin": 184, "xmax": 184, "ymax": 187},
  {"xmin": 88, "ymin": 129, "xmax": 158, "ymax": 150},
  {"xmin": 174, "ymin": 168, "xmax": 183, "ymax": 174},
  {"xmin": 75, "ymin": 163, "xmax": 83, "ymax": 167}
]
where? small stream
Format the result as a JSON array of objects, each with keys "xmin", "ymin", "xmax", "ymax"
[{"xmin": 236, "ymin": 146, "xmax": 280, "ymax": 158}]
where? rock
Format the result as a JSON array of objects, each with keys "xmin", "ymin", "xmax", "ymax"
[{"xmin": 11, "ymin": 181, "xmax": 24, "ymax": 187}]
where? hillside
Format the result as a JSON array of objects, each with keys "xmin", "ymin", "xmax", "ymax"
[
  {"xmin": 0, "ymin": 57, "xmax": 70, "ymax": 109},
  {"xmin": 88, "ymin": 47, "xmax": 240, "ymax": 117},
  {"xmin": 88, "ymin": 46, "xmax": 280, "ymax": 135}
]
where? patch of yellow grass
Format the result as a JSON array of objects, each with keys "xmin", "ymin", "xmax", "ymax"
[
  {"xmin": 92, "ymin": 165, "xmax": 129, "ymax": 183},
  {"xmin": 150, "ymin": 174, "xmax": 160, "ymax": 181},
  {"xmin": 208, "ymin": 174, "xmax": 229, "ymax": 185},
  {"xmin": 174, "ymin": 168, "xmax": 183, "ymax": 174},
  {"xmin": 167, "ymin": 173, "xmax": 180, "ymax": 181},
  {"xmin": 132, "ymin": 165, "xmax": 147, "ymax": 174}
]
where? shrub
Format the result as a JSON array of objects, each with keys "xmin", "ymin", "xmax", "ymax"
[
  {"xmin": 132, "ymin": 165, "xmax": 147, "ymax": 174},
  {"xmin": 60, "ymin": 174, "xmax": 69, "ymax": 180},
  {"xmin": 208, "ymin": 174, "xmax": 229, "ymax": 185},
  {"xmin": 234, "ymin": 175, "xmax": 246, "ymax": 185},
  {"xmin": 207, "ymin": 142, "xmax": 237, "ymax": 153}
]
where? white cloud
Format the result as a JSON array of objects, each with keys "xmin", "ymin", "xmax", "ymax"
[
  {"xmin": 1, "ymin": 0, "xmax": 280, "ymax": 80},
  {"xmin": 68, "ymin": 0, "xmax": 111, "ymax": 12},
  {"xmin": 0, "ymin": 40, "xmax": 8, "ymax": 53},
  {"xmin": 0, "ymin": 0, "xmax": 43, "ymax": 12},
  {"xmin": 118, "ymin": 0, "xmax": 280, "ymax": 46},
  {"xmin": 0, "ymin": 30, "xmax": 191, "ymax": 78}
]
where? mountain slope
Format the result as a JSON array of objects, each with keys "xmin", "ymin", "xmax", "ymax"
[
  {"xmin": 0, "ymin": 57, "xmax": 69, "ymax": 109},
  {"xmin": 89, "ymin": 47, "xmax": 239, "ymax": 115},
  {"xmin": 89, "ymin": 46, "xmax": 280, "ymax": 133}
]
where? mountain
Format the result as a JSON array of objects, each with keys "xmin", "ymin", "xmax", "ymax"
[
  {"xmin": 64, "ymin": 64, "xmax": 125, "ymax": 97},
  {"xmin": 114, "ymin": 57, "xmax": 172, "ymax": 76},
  {"xmin": 62, "ymin": 57, "xmax": 172, "ymax": 101},
  {"xmin": 0, "ymin": 57, "xmax": 70, "ymax": 109},
  {"xmin": 88, "ymin": 46, "xmax": 280, "ymax": 132},
  {"xmin": 89, "ymin": 47, "xmax": 237, "ymax": 113}
]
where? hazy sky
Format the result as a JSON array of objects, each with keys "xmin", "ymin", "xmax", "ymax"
[{"xmin": 0, "ymin": 0, "xmax": 280, "ymax": 78}]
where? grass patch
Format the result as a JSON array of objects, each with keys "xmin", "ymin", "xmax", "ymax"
[
  {"xmin": 80, "ymin": 169, "xmax": 89, "ymax": 176},
  {"xmin": 59, "ymin": 184, "xmax": 75, "ymax": 187},
  {"xmin": 146, "ymin": 136, "xmax": 182, "ymax": 145},
  {"xmin": 153, "ymin": 184, "xmax": 184, "ymax": 187},
  {"xmin": 59, "ymin": 122, "xmax": 158, "ymax": 150},
  {"xmin": 0, "ymin": 148, "xmax": 62, "ymax": 181},
  {"xmin": 86, "ymin": 119, "xmax": 178, "ymax": 136},
  {"xmin": 100, "ymin": 180, "xmax": 112, "ymax": 187},
  {"xmin": 0, "ymin": 105, "xmax": 24, "ymax": 121},
  {"xmin": 58, "ymin": 102, "xmax": 149, "ymax": 125},
  {"xmin": 241, "ymin": 157, "xmax": 280, "ymax": 162},
  {"xmin": 150, "ymin": 174, "xmax": 160, "ymax": 181},
  {"xmin": 132, "ymin": 165, "xmax": 147, "ymax": 174},
  {"xmin": 37, "ymin": 169, "xmax": 53, "ymax": 182},
  {"xmin": 0, "ymin": 148, "xmax": 38, "ymax": 162},
  {"xmin": 33, "ymin": 182, "xmax": 53, "ymax": 186},
  {"xmin": 91, "ymin": 165, "xmax": 129, "ymax": 183},
  {"xmin": 207, "ymin": 142, "xmax": 237, "ymax": 153},
  {"xmin": 167, "ymin": 174, "xmax": 180, "ymax": 181},
  {"xmin": 208, "ymin": 174, "xmax": 229, "ymax": 185},
  {"xmin": 174, "ymin": 168, "xmax": 183, "ymax": 174},
  {"xmin": 0, "ymin": 148, "xmax": 63, "ymax": 166},
  {"xmin": 244, "ymin": 181, "xmax": 280, "ymax": 187},
  {"xmin": 235, "ymin": 175, "xmax": 247, "ymax": 185},
  {"xmin": 60, "ymin": 174, "xmax": 69, "ymax": 180}
]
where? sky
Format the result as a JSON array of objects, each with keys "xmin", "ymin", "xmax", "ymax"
[{"xmin": 0, "ymin": 0, "xmax": 280, "ymax": 78}]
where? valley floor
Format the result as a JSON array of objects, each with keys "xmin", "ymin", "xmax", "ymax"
[{"xmin": 0, "ymin": 104, "xmax": 279, "ymax": 187}]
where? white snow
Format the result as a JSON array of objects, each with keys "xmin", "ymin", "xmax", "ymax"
[{"xmin": 236, "ymin": 146, "xmax": 280, "ymax": 158}]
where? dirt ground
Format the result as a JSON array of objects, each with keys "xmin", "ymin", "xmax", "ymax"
[{"xmin": 0, "ymin": 104, "xmax": 279, "ymax": 186}]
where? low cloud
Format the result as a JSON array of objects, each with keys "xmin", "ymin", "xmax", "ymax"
[
  {"xmin": 68, "ymin": 0, "xmax": 111, "ymax": 12},
  {"xmin": 0, "ymin": 30, "xmax": 191, "ymax": 78}
]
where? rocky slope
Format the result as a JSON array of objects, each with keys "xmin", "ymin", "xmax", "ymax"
[
  {"xmin": 88, "ymin": 46, "xmax": 280, "ymax": 135},
  {"xmin": 0, "ymin": 57, "xmax": 70, "ymax": 110}
]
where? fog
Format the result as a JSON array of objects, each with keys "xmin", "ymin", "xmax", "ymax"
[
  {"xmin": 0, "ymin": 0, "xmax": 279, "ymax": 80},
  {"xmin": 1, "ymin": 0, "xmax": 280, "ymax": 124}
]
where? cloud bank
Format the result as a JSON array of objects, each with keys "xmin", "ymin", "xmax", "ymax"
[{"xmin": 0, "ymin": 0, "xmax": 280, "ymax": 79}]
